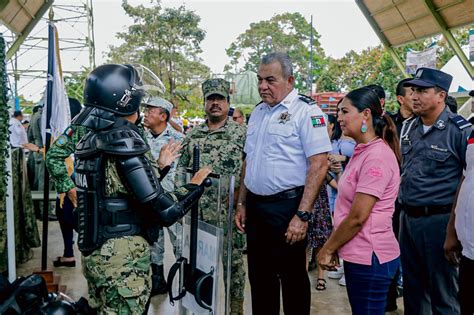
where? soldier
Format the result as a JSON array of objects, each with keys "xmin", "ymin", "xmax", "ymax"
[
  {"xmin": 142, "ymin": 96, "xmax": 184, "ymax": 295},
  {"xmin": 399, "ymin": 68, "xmax": 472, "ymax": 314},
  {"xmin": 176, "ymin": 78, "xmax": 247, "ymax": 314},
  {"xmin": 46, "ymin": 64, "xmax": 211, "ymax": 314},
  {"xmin": 27, "ymin": 102, "xmax": 51, "ymax": 218}
]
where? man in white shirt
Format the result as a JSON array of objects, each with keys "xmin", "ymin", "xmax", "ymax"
[
  {"xmin": 9, "ymin": 110, "xmax": 40, "ymax": 152},
  {"xmin": 444, "ymin": 92, "xmax": 474, "ymax": 314}
]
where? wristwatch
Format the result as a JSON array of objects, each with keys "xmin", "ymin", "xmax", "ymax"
[{"xmin": 296, "ymin": 210, "xmax": 312, "ymax": 222}]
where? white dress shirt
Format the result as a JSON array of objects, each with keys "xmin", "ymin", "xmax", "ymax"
[
  {"xmin": 9, "ymin": 117, "xmax": 28, "ymax": 148},
  {"xmin": 455, "ymin": 132, "xmax": 474, "ymax": 259},
  {"xmin": 244, "ymin": 89, "xmax": 332, "ymax": 195}
]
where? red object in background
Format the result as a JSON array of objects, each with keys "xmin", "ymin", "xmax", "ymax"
[{"xmin": 311, "ymin": 92, "xmax": 346, "ymax": 115}]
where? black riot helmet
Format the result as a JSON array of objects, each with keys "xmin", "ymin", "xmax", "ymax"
[{"xmin": 83, "ymin": 64, "xmax": 165, "ymax": 116}]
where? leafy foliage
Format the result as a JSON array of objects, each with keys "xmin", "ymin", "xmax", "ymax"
[
  {"xmin": 317, "ymin": 26, "xmax": 471, "ymax": 109},
  {"xmin": 64, "ymin": 69, "xmax": 89, "ymax": 104},
  {"xmin": 107, "ymin": 0, "xmax": 210, "ymax": 114},
  {"xmin": 225, "ymin": 13, "xmax": 327, "ymax": 90},
  {"xmin": 0, "ymin": 35, "xmax": 10, "ymax": 203}
]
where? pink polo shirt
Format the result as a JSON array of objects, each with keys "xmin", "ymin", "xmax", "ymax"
[{"xmin": 334, "ymin": 138, "xmax": 400, "ymax": 265}]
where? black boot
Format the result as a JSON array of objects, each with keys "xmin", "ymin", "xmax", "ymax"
[{"xmin": 151, "ymin": 264, "xmax": 167, "ymax": 296}]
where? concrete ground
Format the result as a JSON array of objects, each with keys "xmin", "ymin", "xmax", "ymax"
[{"xmin": 16, "ymin": 220, "xmax": 404, "ymax": 314}]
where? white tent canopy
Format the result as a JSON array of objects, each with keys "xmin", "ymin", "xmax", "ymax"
[{"xmin": 441, "ymin": 46, "xmax": 473, "ymax": 93}]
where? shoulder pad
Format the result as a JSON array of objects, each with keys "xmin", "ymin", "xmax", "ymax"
[
  {"xmin": 96, "ymin": 127, "xmax": 149, "ymax": 156},
  {"xmin": 72, "ymin": 107, "xmax": 115, "ymax": 131},
  {"xmin": 451, "ymin": 115, "xmax": 472, "ymax": 130},
  {"xmin": 298, "ymin": 94, "xmax": 317, "ymax": 105},
  {"xmin": 75, "ymin": 131, "xmax": 98, "ymax": 158}
]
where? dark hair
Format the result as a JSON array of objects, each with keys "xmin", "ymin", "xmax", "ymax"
[
  {"xmin": 344, "ymin": 87, "xmax": 401, "ymax": 164},
  {"xmin": 396, "ymin": 78, "xmax": 412, "ymax": 97},
  {"xmin": 327, "ymin": 113, "xmax": 342, "ymax": 141},
  {"xmin": 68, "ymin": 97, "xmax": 82, "ymax": 120},
  {"xmin": 22, "ymin": 120, "xmax": 29, "ymax": 125},
  {"xmin": 446, "ymin": 95, "xmax": 458, "ymax": 113},
  {"xmin": 13, "ymin": 110, "xmax": 23, "ymax": 118},
  {"xmin": 366, "ymin": 84, "xmax": 385, "ymax": 100}
]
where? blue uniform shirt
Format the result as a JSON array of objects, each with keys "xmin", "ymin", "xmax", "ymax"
[
  {"xmin": 399, "ymin": 106, "xmax": 472, "ymax": 206},
  {"xmin": 244, "ymin": 89, "xmax": 332, "ymax": 195}
]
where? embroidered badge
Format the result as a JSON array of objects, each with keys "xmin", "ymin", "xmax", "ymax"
[
  {"xmin": 65, "ymin": 127, "xmax": 74, "ymax": 137},
  {"xmin": 56, "ymin": 135, "xmax": 68, "ymax": 147},
  {"xmin": 436, "ymin": 120, "xmax": 446, "ymax": 130},
  {"xmin": 311, "ymin": 115, "xmax": 326, "ymax": 127},
  {"xmin": 278, "ymin": 111, "xmax": 292, "ymax": 124}
]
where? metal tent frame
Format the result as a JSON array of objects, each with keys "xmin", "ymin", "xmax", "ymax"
[{"xmin": 356, "ymin": 0, "xmax": 474, "ymax": 79}]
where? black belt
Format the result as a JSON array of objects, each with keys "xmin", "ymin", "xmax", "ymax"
[
  {"xmin": 248, "ymin": 186, "xmax": 304, "ymax": 203},
  {"xmin": 402, "ymin": 204, "xmax": 452, "ymax": 217}
]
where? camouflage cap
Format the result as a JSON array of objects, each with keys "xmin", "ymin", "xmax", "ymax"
[
  {"xmin": 142, "ymin": 96, "xmax": 173, "ymax": 113},
  {"xmin": 202, "ymin": 78, "xmax": 230, "ymax": 99}
]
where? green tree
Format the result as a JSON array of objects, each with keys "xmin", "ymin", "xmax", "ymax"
[
  {"xmin": 225, "ymin": 13, "xmax": 326, "ymax": 90},
  {"xmin": 64, "ymin": 69, "xmax": 88, "ymax": 104},
  {"xmin": 317, "ymin": 26, "xmax": 471, "ymax": 109},
  {"xmin": 107, "ymin": 0, "xmax": 210, "ymax": 107}
]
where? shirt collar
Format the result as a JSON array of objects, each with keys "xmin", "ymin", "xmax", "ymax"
[
  {"xmin": 413, "ymin": 105, "xmax": 450, "ymax": 130},
  {"xmin": 263, "ymin": 89, "xmax": 298, "ymax": 111},
  {"xmin": 353, "ymin": 137, "xmax": 383, "ymax": 153}
]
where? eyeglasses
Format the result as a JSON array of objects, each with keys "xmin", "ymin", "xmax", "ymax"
[{"xmin": 143, "ymin": 107, "xmax": 161, "ymax": 114}]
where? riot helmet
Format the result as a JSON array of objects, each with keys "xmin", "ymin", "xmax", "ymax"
[{"xmin": 83, "ymin": 64, "xmax": 164, "ymax": 116}]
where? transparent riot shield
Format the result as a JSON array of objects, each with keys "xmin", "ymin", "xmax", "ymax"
[{"xmin": 171, "ymin": 172, "xmax": 238, "ymax": 315}]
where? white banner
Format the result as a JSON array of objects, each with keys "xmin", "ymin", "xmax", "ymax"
[{"xmin": 406, "ymin": 46, "xmax": 437, "ymax": 75}]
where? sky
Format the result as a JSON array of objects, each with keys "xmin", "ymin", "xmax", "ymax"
[
  {"xmin": 93, "ymin": 0, "xmax": 381, "ymax": 73},
  {"xmin": 3, "ymin": 0, "xmax": 382, "ymax": 102}
]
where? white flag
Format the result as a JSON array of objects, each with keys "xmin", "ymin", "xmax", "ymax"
[{"xmin": 42, "ymin": 23, "xmax": 71, "ymax": 144}]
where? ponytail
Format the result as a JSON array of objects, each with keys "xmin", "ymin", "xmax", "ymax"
[
  {"xmin": 379, "ymin": 113, "xmax": 401, "ymax": 165},
  {"xmin": 345, "ymin": 87, "xmax": 401, "ymax": 164}
]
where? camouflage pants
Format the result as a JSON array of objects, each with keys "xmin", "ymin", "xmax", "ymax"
[
  {"xmin": 82, "ymin": 236, "xmax": 151, "ymax": 315},
  {"xmin": 151, "ymin": 222, "xmax": 182, "ymax": 265}
]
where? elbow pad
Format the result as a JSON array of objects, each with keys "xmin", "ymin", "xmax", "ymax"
[
  {"xmin": 117, "ymin": 155, "xmax": 162, "ymax": 203},
  {"xmin": 155, "ymin": 184, "xmax": 205, "ymax": 227}
]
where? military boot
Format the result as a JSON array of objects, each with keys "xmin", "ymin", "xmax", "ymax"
[
  {"xmin": 151, "ymin": 264, "xmax": 167, "ymax": 296},
  {"xmin": 230, "ymin": 298, "xmax": 244, "ymax": 315}
]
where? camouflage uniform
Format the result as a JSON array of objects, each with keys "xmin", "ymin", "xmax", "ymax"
[
  {"xmin": 47, "ymin": 122, "xmax": 194, "ymax": 314},
  {"xmin": 0, "ymin": 148, "xmax": 40, "ymax": 272},
  {"xmin": 145, "ymin": 123, "xmax": 184, "ymax": 264},
  {"xmin": 27, "ymin": 107, "xmax": 55, "ymax": 216},
  {"xmin": 176, "ymin": 117, "xmax": 247, "ymax": 310}
]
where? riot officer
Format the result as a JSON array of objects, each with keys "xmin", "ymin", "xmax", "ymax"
[
  {"xmin": 398, "ymin": 67, "xmax": 472, "ymax": 314},
  {"xmin": 47, "ymin": 64, "xmax": 211, "ymax": 314}
]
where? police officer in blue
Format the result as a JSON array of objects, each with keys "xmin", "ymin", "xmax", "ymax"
[
  {"xmin": 235, "ymin": 52, "xmax": 332, "ymax": 315},
  {"xmin": 399, "ymin": 67, "xmax": 472, "ymax": 314}
]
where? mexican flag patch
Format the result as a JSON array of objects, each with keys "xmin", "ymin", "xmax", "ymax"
[{"xmin": 311, "ymin": 115, "xmax": 326, "ymax": 127}]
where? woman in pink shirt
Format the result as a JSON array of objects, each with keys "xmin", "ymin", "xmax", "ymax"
[{"xmin": 317, "ymin": 87, "xmax": 401, "ymax": 314}]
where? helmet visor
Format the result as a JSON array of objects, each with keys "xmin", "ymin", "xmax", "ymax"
[{"xmin": 132, "ymin": 64, "xmax": 166, "ymax": 103}]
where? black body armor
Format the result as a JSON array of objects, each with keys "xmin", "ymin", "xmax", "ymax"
[{"xmin": 73, "ymin": 111, "xmax": 205, "ymax": 256}]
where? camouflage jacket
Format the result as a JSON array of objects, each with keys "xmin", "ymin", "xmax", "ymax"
[
  {"xmin": 176, "ymin": 118, "xmax": 246, "ymax": 187},
  {"xmin": 145, "ymin": 124, "xmax": 184, "ymax": 192},
  {"xmin": 46, "ymin": 124, "xmax": 89, "ymax": 193}
]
